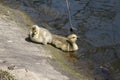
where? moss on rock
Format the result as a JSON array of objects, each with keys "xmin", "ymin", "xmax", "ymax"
[{"xmin": 0, "ymin": 70, "xmax": 15, "ymax": 80}]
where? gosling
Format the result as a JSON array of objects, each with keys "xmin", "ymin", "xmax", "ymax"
[
  {"xmin": 29, "ymin": 25, "xmax": 52, "ymax": 45},
  {"xmin": 51, "ymin": 34, "xmax": 78, "ymax": 51}
]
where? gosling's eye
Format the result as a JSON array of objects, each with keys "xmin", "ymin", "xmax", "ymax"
[
  {"xmin": 32, "ymin": 29, "xmax": 36, "ymax": 32},
  {"xmin": 72, "ymin": 37, "xmax": 75, "ymax": 38},
  {"xmin": 32, "ymin": 27, "xmax": 36, "ymax": 30}
]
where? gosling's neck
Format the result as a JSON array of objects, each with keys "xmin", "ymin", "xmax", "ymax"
[
  {"xmin": 72, "ymin": 42, "xmax": 78, "ymax": 51},
  {"xmin": 67, "ymin": 40, "xmax": 78, "ymax": 51}
]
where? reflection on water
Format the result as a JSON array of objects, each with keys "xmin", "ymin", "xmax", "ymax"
[{"xmin": 1, "ymin": 0, "xmax": 120, "ymax": 80}]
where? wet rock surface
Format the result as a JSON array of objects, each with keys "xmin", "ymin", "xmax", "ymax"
[{"xmin": 0, "ymin": 15, "xmax": 73, "ymax": 80}]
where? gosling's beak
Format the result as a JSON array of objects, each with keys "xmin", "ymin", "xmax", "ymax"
[{"xmin": 32, "ymin": 33, "xmax": 35, "ymax": 37}]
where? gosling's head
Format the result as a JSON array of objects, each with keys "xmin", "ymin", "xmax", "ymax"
[
  {"xmin": 67, "ymin": 34, "xmax": 77, "ymax": 43},
  {"xmin": 31, "ymin": 25, "xmax": 39, "ymax": 37}
]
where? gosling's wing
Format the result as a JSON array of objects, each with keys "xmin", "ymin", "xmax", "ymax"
[
  {"xmin": 52, "ymin": 35, "xmax": 68, "ymax": 42},
  {"xmin": 52, "ymin": 35, "xmax": 68, "ymax": 49}
]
